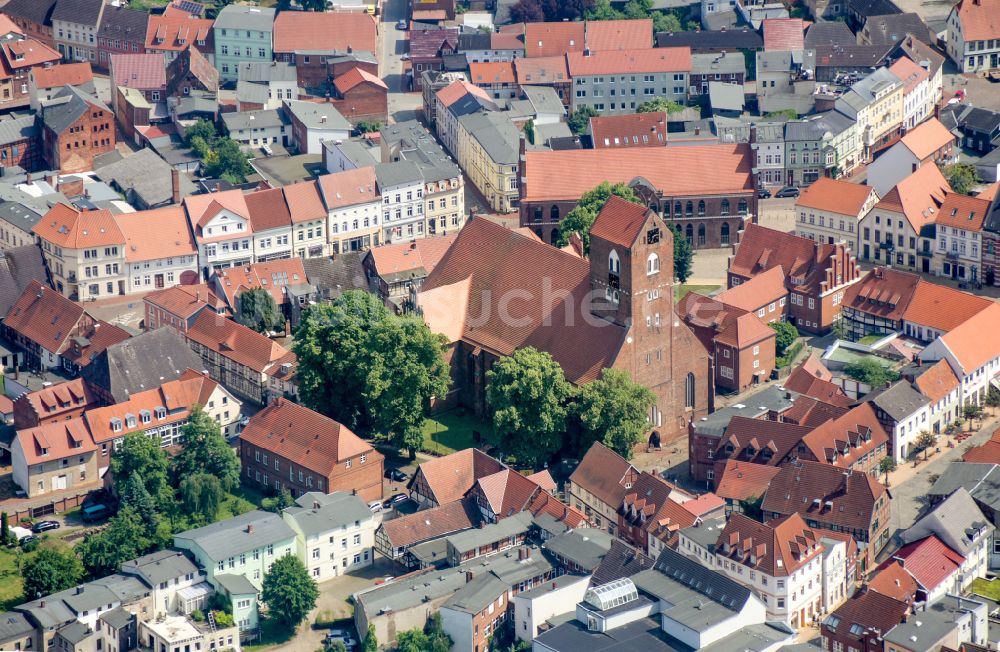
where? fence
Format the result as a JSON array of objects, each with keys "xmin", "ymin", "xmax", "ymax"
[{"xmin": 7, "ymin": 491, "xmax": 91, "ymax": 523}]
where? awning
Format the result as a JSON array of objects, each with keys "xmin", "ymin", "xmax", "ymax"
[{"xmin": 177, "ymin": 582, "xmax": 213, "ymax": 602}]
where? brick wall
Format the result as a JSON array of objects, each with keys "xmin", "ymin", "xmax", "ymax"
[
  {"xmin": 332, "ymin": 82, "xmax": 387, "ymax": 124},
  {"xmin": 44, "ymin": 103, "xmax": 116, "ymax": 173},
  {"xmin": 240, "ymin": 442, "xmax": 384, "ymax": 502},
  {"xmin": 0, "ymin": 136, "xmax": 42, "ymax": 172}
]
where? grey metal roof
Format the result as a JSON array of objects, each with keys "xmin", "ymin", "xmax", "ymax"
[
  {"xmin": 520, "ymin": 86, "xmax": 565, "ymax": 116},
  {"xmin": 222, "ymin": 109, "xmax": 290, "ymax": 133},
  {"xmin": 927, "ymin": 462, "xmax": 1000, "ymax": 507},
  {"xmin": 56, "ymin": 621, "xmax": 92, "ymax": 645},
  {"xmin": 284, "ymin": 101, "xmax": 351, "ymax": 131},
  {"xmin": 442, "ymin": 572, "xmax": 509, "ymax": 614},
  {"xmin": 322, "ymin": 140, "xmax": 380, "ymax": 168},
  {"xmin": 446, "ymin": 511, "xmax": 532, "ymax": 555},
  {"xmin": 213, "ymin": 5, "xmax": 276, "ymax": 31},
  {"xmin": 374, "ymin": 161, "xmax": 424, "ymax": 189},
  {"xmin": 902, "ymin": 487, "xmax": 993, "ymax": 556},
  {"xmin": 407, "ymin": 538, "xmax": 450, "ymax": 567},
  {"xmin": 237, "ymin": 61, "xmax": 296, "ymax": 84},
  {"xmin": 81, "ymin": 328, "xmax": 205, "ymax": 403},
  {"xmin": 214, "ymin": 573, "xmax": 258, "ymax": 596},
  {"xmin": 95, "ymin": 148, "xmax": 197, "ymax": 208},
  {"xmin": 448, "ymin": 91, "xmax": 497, "ymax": 119},
  {"xmin": 805, "ymin": 21, "xmax": 857, "ymax": 47},
  {"xmin": 174, "ymin": 510, "xmax": 295, "ymax": 561},
  {"xmin": 883, "ymin": 596, "xmax": 983, "ymax": 648},
  {"xmin": 301, "ymin": 251, "xmax": 367, "ymax": 299},
  {"xmin": 691, "ymin": 385, "xmax": 796, "ymax": 437},
  {"xmin": 99, "ymin": 607, "xmax": 134, "ymax": 631},
  {"xmin": 784, "ymin": 110, "xmax": 855, "ymax": 142},
  {"xmin": 174, "ymin": 92, "xmax": 219, "ymax": 117},
  {"xmin": 657, "ymin": 28, "xmax": 763, "ymax": 51},
  {"xmin": 865, "ymin": 381, "xmax": 929, "ymax": 422},
  {"xmin": 283, "ymin": 491, "xmax": 373, "ymax": 537},
  {"xmin": 863, "ymin": 12, "xmax": 930, "ymax": 46},
  {"xmin": 120, "ymin": 550, "xmax": 200, "ymax": 588},
  {"xmin": 42, "ymin": 86, "xmax": 107, "ymax": 136},
  {"xmin": 236, "ymin": 80, "xmax": 271, "ymax": 105},
  {"xmin": 534, "ymin": 616, "xmax": 677, "ymax": 652},
  {"xmin": 677, "ymin": 516, "xmax": 726, "ymax": 551},
  {"xmin": 835, "ymin": 67, "xmax": 902, "ymax": 119},
  {"xmin": 0, "ymin": 115, "xmax": 39, "ymax": 146},
  {"xmin": 15, "ymin": 598, "xmax": 75, "ymax": 630},
  {"xmin": 51, "ymin": 0, "xmax": 104, "ymax": 28},
  {"xmin": 0, "ymin": 611, "xmax": 35, "ymax": 641},
  {"xmin": 380, "ymin": 120, "xmax": 460, "ymax": 183},
  {"xmin": 457, "ymin": 111, "xmax": 519, "ymax": 165},
  {"xmin": 0, "ymin": 240, "xmax": 47, "ymax": 321},
  {"xmin": 709, "ymin": 82, "xmax": 745, "ymax": 113},
  {"xmin": 692, "ymin": 51, "xmax": 747, "ymax": 76},
  {"xmin": 542, "ymin": 527, "xmax": 613, "ymax": 571}
]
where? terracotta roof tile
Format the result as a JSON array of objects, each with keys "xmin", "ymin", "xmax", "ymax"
[
  {"xmin": 490, "ymin": 32, "xmax": 523, "ymax": 50},
  {"xmin": 823, "ymin": 589, "xmax": 909, "ymax": 640},
  {"xmin": 15, "ymin": 419, "xmax": 95, "ymax": 466},
  {"xmin": 240, "ymin": 398, "xmax": 376, "ymax": 477},
  {"xmin": 717, "ymin": 512, "xmax": 822, "ymax": 576},
  {"xmin": 566, "ymin": 47, "xmax": 691, "ymax": 77},
  {"xmin": 952, "ymin": 0, "xmax": 1000, "ymax": 44},
  {"xmin": 32, "ymin": 204, "xmax": 125, "ymax": 249},
  {"xmin": 273, "ymin": 11, "xmax": 377, "ymax": 55},
  {"xmin": 317, "ymin": 166, "xmax": 379, "ymax": 210},
  {"xmin": 145, "ymin": 11, "xmax": 213, "ymax": 52},
  {"xmin": 589, "ymin": 195, "xmax": 653, "ymax": 248},
  {"xmin": 902, "ymin": 278, "xmax": 992, "ymax": 332},
  {"xmin": 585, "ymin": 19, "xmax": 652, "ymax": 50},
  {"xmin": 715, "ymin": 460, "xmax": 781, "ymax": 502},
  {"xmin": 281, "ymin": 180, "xmax": 327, "ymax": 224},
  {"xmin": 527, "ymin": 491, "xmax": 589, "ymax": 528},
  {"xmin": 841, "ymin": 266, "xmax": 920, "ymax": 323},
  {"xmin": 16, "ymin": 378, "xmax": 96, "ymax": 427},
  {"xmin": 890, "ymin": 534, "xmax": 964, "ymax": 591},
  {"xmin": 111, "ymin": 53, "xmax": 166, "ymax": 90},
  {"xmin": 513, "ymin": 56, "xmax": 569, "ymax": 85},
  {"xmin": 937, "ymin": 302, "xmax": 1000, "ymax": 374},
  {"xmin": 186, "ymin": 312, "xmax": 293, "ymax": 374},
  {"xmin": 522, "ymin": 144, "xmax": 752, "ymax": 202},
  {"xmin": 212, "ymin": 259, "xmax": 307, "ymax": 309},
  {"xmin": 116, "ymin": 206, "xmax": 197, "ymax": 263},
  {"xmin": 799, "ymin": 403, "xmax": 890, "ymax": 467},
  {"xmin": 525, "ymin": 469, "xmax": 556, "ymax": 493},
  {"xmin": 144, "ymin": 285, "xmax": 216, "ymax": 320},
  {"xmin": 715, "ymin": 265, "xmax": 787, "ymax": 312},
  {"xmin": 867, "ymin": 560, "xmax": 919, "ymax": 603},
  {"xmin": 761, "ymin": 459, "xmax": 887, "ymax": 532},
  {"xmin": 716, "ymin": 416, "xmax": 812, "ymax": 466},
  {"xmin": 408, "ymin": 448, "xmax": 505, "ymax": 506},
  {"xmin": 469, "ymin": 61, "xmax": 515, "ymax": 86},
  {"xmin": 874, "ymin": 163, "xmax": 950, "ymax": 233},
  {"xmin": 368, "ymin": 234, "xmax": 456, "ymax": 280},
  {"xmin": 781, "ymin": 395, "xmax": 849, "ymax": 427},
  {"xmin": 333, "ymin": 67, "xmax": 386, "ymax": 94},
  {"xmin": 624, "ymin": 472, "xmax": 696, "ymax": 544},
  {"xmin": 62, "ymin": 320, "xmax": 131, "ymax": 368},
  {"xmin": 244, "ymin": 187, "xmax": 292, "ymax": 233},
  {"xmin": 889, "ymin": 56, "xmax": 929, "ymax": 95},
  {"xmin": 183, "ymin": 189, "xmax": 251, "ymax": 233},
  {"xmin": 784, "ymin": 363, "xmax": 853, "ymax": 407},
  {"xmin": 524, "ymin": 22, "xmax": 585, "ymax": 58},
  {"xmin": 589, "ymin": 111, "xmax": 668, "ymax": 149},
  {"xmin": 4, "ymin": 281, "xmax": 85, "ymax": 355},
  {"xmin": 682, "ymin": 492, "xmax": 725, "ymax": 517},
  {"xmin": 31, "ymin": 62, "xmax": 93, "ymax": 89},
  {"xmin": 763, "ymin": 18, "xmax": 806, "ymax": 51},
  {"xmin": 796, "ymin": 177, "xmax": 877, "ymax": 216},
  {"xmin": 476, "ymin": 469, "xmax": 542, "ymax": 519},
  {"xmin": 569, "ymin": 442, "xmax": 637, "ymax": 510},
  {"xmin": 913, "ymin": 358, "xmax": 959, "ymax": 403},
  {"xmin": 379, "ymin": 499, "xmax": 478, "ymax": 548},
  {"xmin": 962, "ymin": 432, "xmax": 1000, "ymax": 464},
  {"xmin": 1, "ymin": 36, "xmax": 60, "ymax": 71},
  {"xmin": 435, "ymin": 79, "xmax": 490, "ymax": 108},
  {"xmin": 935, "ymin": 192, "xmax": 991, "ymax": 233},
  {"xmin": 900, "ymin": 117, "xmax": 955, "ymax": 160}
]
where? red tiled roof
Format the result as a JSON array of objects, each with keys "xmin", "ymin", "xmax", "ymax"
[
  {"xmin": 781, "ymin": 395, "xmax": 849, "ymax": 428},
  {"xmin": 245, "ymin": 187, "xmax": 292, "ymax": 233},
  {"xmin": 117, "ymin": 206, "xmax": 197, "ymax": 263},
  {"xmin": 937, "ymin": 302, "xmax": 1000, "ymax": 375},
  {"xmin": 62, "ymin": 320, "xmax": 131, "ymax": 368},
  {"xmin": 784, "ymin": 363, "xmax": 852, "ymax": 407},
  {"xmin": 272, "ymin": 11, "xmax": 377, "ymax": 55},
  {"xmin": 317, "ymin": 166, "xmax": 379, "ymax": 210},
  {"xmin": 822, "ymin": 589, "xmax": 909, "ymax": 640},
  {"xmin": 589, "ymin": 112, "xmax": 668, "ymax": 149},
  {"xmin": 16, "ymin": 378, "xmax": 95, "ymax": 427},
  {"xmin": 183, "ymin": 188, "xmax": 251, "ymax": 234},
  {"xmin": 589, "ymin": 195, "xmax": 653, "ymax": 248},
  {"xmin": 240, "ymin": 398, "xmax": 376, "ymax": 476},
  {"xmin": 717, "ymin": 416, "xmax": 812, "ymax": 466},
  {"xmin": 33, "ymin": 204, "xmax": 125, "ymax": 249},
  {"xmin": 951, "ymin": 0, "xmax": 1000, "ymax": 44},
  {"xmin": 903, "ymin": 277, "xmax": 992, "ymax": 332},
  {"xmin": 717, "ymin": 512, "xmax": 822, "ymax": 576},
  {"xmin": 212, "ymin": 259, "xmax": 307, "ymax": 309},
  {"xmin": 841, "ymin": 267, "xmax": 920, "ymax": 324},
  {"xmin": 569, "ymin": 441, "xmax": 637, "ymax": 510},
  {"xmin": 186, "ymin": 312, "xmax": 293, "ymax": 374},
  {"xmin": 333, "ymin": 67, "xmax": 386, "ymax": 94},
  {"xmin": 379, "ymin": 499, "xmax": 477, "ymax": 548},
  {"xmin": 0, "ymin": 36, "xmax": 59, "ymax": 72},
  {"xmin": 524, "ymin": 22, "xmax": 585, "ymax": 58},
  {"xmin": 409, "ymin": 27, "xmax": 459, "ymax": 61},
  {"xmin": 868, "ymin": 560, "xmax": 919, "ymax": 603},
  {"xmin": 525, "ymin": 469, "xmax": 556, "ymax": 493},
  {"xmin": 715, "ymin": 265, "xmax": 787, "ymax": 313},
  {"xmin": 409, "ymin": 448, "xmax": 505, "ymax": 506},
  {"xmin": 761, "ymin": 459, "xmax": 886, "ymax": 532},
  {"xmin": 799, "ymin": 403, "xmax": 890, "ymax": 468},
  {"xmin": 144, "ymin": 285, "xmax": 216, "ymax": 320},
  {"xmin": 891, "ymin": 534, "xmax": 964, "ymax": 591},
  {"xmin": 566, "ymin": 47, "xmax": 691, "ymax": 77},
  {"xmin": 435, "ymin": 79, "xmax": 490, "ymax": 108},
  {"xmin": 145, "ymin": 11, "xmax": 213, "ymax": 52},
  {"xmin": 963, "ymin": 432, "xmax": 1000, "ymax": 464},
  {"xmin": 419, "ymin": 220, "xmax": 626, "ymax": 385},
  {"xmin": 368, "ymin": 234, "xmax": 456, "ymax": 279},
  {"xmin": 889, "ymin": 56, "xmax": 929, "ymax": 96},
  {"xmin": 763, "ymin": 18, "xmax": 805, "ymax": 51},
  {"xmin": 527, "ymin": 491, "xmax": 589, "ymax": 528},
  {"xmin": 4, "ymin": 281, "xmax": 85, "ymax": 355},
  {"xmin": 281, "ymin": 180, "xmax": 327, "ymax": 224},
  {"xmin": 513, "ymin": 56, "xmax": 569, "ymax": 85},
  {"xmin": 913, "ymin": 359, "xmax": 959, "ymax": 403},
  {"xmin": 715, "ymin": 460, "xmax": 781, "ymax": 502},
  {"xmin": 796, "ymin": 177, "xmax": 876, "ymax": 217},
  {"xmin": 682, "ymin": 492, "xmax": 725, "ymax": 517},
  {"xmin": 490, "ymin": 32, "xmax": 523, "ymax": 50},
  {"xmin": 678, "ymin": 292, "xmax": 775, "ymax": 350},
  {"xmin": 875, "ymin": 163, "xmax": 950, "ymax": 233},
  {"xmin": 522, "ymin": 144, "xmax": 753, "ymax": 202},
  {"xmin": 110, "ymin": 53, "xmax": 166, "ymax": 90},
  {"xmin": 469, "ymin": 61, "xmax": 515, "ymax": 86},
  {"xmin": 475, "ymin": 469, "xmax": 542, "ymax": 519},
  {"xmin": 625, "ymin": 472, "xmax": 696, "ymax": 544},
  {"xmin": 15, "ymin": 419, "xmax": 96, "ymax": 466},
  {"xmin": 585, "ymin": 19, "xmax": 652, "ymax": 50},
  {"xmin": 31, "ymin": 62, "xmax": 93, "ymax": 89},
  {"xmin": 935, "ymin": 192, "xmax": 991, "ymax": 233}
]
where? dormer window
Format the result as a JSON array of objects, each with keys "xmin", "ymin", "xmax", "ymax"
[
  {"xmin": 111, "ymin": 418, "xmax": 123, "ymax": 432},
  {"xmin": 125, "ymin": 414, "xmax": 136, "ymax": 428},
  {"xmin": 140, "ymin": 410, "xmax": 151, "ymax": 424},
  {"xmin": 155, "ymin": 406, "xmax": 167, "ymax": 419}
]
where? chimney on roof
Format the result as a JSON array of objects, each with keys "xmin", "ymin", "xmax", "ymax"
[
  {"xmin": 465, "ymin": 571, "xmax": 474, "ymax": 583},
  {"xmin": 313, "ymin": 500, "xmax": 320, "ymax": 509},
  {"xmin": 247, "ymin": 524, "xmax": 254, "ymax": 534},
  {"xmin": 171, "ymin": 169, "xmax": 181, "ymax": 205},
  {"xmin": 25, "ymin": 173, "xmax": 31, "ymax": 185},
  {"xmin": 46, "ymin": 174, "xmax": 56, "ymax": 188}
]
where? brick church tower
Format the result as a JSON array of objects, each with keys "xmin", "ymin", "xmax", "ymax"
[{"xmin": 587, "ymin": 196, "xmax": 710, "ymax": 434}]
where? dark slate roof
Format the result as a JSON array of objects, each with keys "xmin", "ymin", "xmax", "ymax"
[
  {"xmin": 849, "ymin": 0, "xmax": 901, "ymax": 18},
  {"xmin": 656, "ymin": 29, "xmax": 763, "ymax": 51},
  {"xmin": 301, "ymin": 252, "xmax": 367, "ymax": 300},
  {"xmin": 51, "ymin": 0, "xmax": 105, "ymax": 28},
  {"xmin": 98, "ymin": 6, "xmax": 149, "ymax": 42},
  {"xmin": 0, "ymin": 115, "xmax": 39, "ymax": 146},
  {"xmin": 42, "ymin": 86, "xmax": 106, "ymax": 136},
  {"xmin": 0, "ymin": 244, "xmax": 49, "ymax": 317},
  {"xmin": 985, "ymin": 192, "xmax": 1000, "ymax": 237},
  {"xmin": 458, "ymin": 32, "xmax": 491, "ymax": 51},
  {"xmin": 805, "ymin": 21, "xmax": 856, "ymax": 47},
  {"xmin": 80, "ymin": 328, "xmax": 205, "ymax": 402},
  {"xmin": 1, "ymin": 0, "xmax": 58, "ymax": 26},
  {"xmin": 0, "ymin": 611, "xmax": 35, "ymax": 642},
  {"xmin": 591, "ymin": 539, "xmax": 655, "ymax": 585},
  {"xmin": 863, "ymin": 12, "xmax": 931, "ymax": 46},
  {"xmin": 865, "ymin": 380, "xmax": 929, "ymax": 422},
  {"xmin": 641, "ymin": 547, "xmax": 752, "ymax": 611},
  {"xmin": 814, "ymin": 44, "xmax": 892, "ymax": 68}
]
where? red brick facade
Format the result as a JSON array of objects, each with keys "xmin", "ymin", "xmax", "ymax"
[
  {"xmin": 332, "ymin": 80, "xmax": 387, "ymax": 124},
  {"xmin": 43, "ymin": 100, "xmax": 116, "ymax": 174},
  {"xmin": 293, "ymin": 54, "xmax": 378, "ymax": 90},
  {"xmin": 0, "ymin": 132, "xmax": 43, "ymax": 173}
]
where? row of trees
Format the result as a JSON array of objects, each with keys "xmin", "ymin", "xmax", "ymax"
[
  {"xmin": 554, "ymin": 181, "xmax": 693, "ymax": 283},
  {"xmin": 509, "ymin": 0, "xmax": 698, "ymax": 31}
]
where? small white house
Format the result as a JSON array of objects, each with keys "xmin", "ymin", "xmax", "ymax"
[{"xmin": 282, "ymin": 491, "xmax": 378, "ymax": 583}]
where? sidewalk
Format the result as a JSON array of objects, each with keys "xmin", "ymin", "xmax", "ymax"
[{"xmin": 883, "ymin": 412, "xmax": 999, "ymax": 490}]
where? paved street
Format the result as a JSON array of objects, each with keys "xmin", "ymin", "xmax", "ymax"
[{"xmin": 380, "ymin": 0, "xmax": 424, "ymax": 123}]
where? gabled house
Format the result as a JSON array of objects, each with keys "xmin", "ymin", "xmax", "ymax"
[
  {"xmin": 282, "ymin": 491, "xmax": 377, "ymax": 582},
  {"xmin": 407, "ymin": 447, "xmax": 505, "ymax": 508},
  {"xmin": 566, "ymin": 441, "xmax": 639, "ymax": 536},
  {"xmin": 917, "ymin": 302, "xmax": 1000, "ymax": 410},
  {"xmin": 245, "ymin": 186, "xmax": 292, "ymax": 262},
  {"xmin": 40, "ymin": 85, "xmax": 115, "ymax": 173},
  {"xmin": 144, "ymin": 5, "xmax": 213, "ymax": 63},
  {"xmin": 867, "ymin": 118, "xmax": 957, "ymax": 197},
  {"xmin": 933, "ymin": 192, "xmax": 992, "ymax": 282},
  {"xmin": 144, "ymin": 284, "xmax": 224, "ymax": 333},
  {"xmin": 183, "ymin": 189, "xmax": 254, "ymax": 277},
  {"xmin": 946, "ymin": 0, "xmax": 1000, "ymax": 73},
  {"xmin": 618, "ymin": 471, "xmax": 697, "ymax": 555},
  {"xmin": 0, "ymin": 31, "xmax": 61, "ymax": 111},
  {"xmin": 13, "ymin": 377, "xmax": 96, "ymax": 429},
  {"xmin": 821, "ymin": 589, "xmax": 909, "ymax": 652},
  {"xmin": 373, "ymin": 498, "xmax": 478, "ymax": 566},
  {"xmin": 3, "ymin": 280, "xmax": 91, "ymax": 370},
  {"xmin": 210, "ymin": 259, "xmax": 309, "ymax": 327},
  {"xmin": 467, "ymin": 468, "xmax": 551, "ymax": 524},
  {"xmin": 95, "ymin": 5, "xmax": 148, "ymax": 71},
  {"xmin": 794, "ymin": 177, "xmax": 879, "ymax": 250},
  {"xmin": 11, "ymin": 418, "xmax": 98, "ymax": 497},
  {"xmin": 794, "ymin": 402, "xmax": 890, "ymax": 476}
]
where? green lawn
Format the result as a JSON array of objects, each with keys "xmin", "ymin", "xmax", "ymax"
[
  {"xmin": 970, "ymin": 577, "xmax": 1000, "ymax": 601},
  {"xmin": 0, "ymin": 546, "xmax": 23, "ymax": 609},
  {"xmin": 675, "ymin": 284, "xmax": 721, "ymax": 301},
  {"xmin": 858, "ymin": 335, "xmax": 884, "ymax": 345},
  {"xmin": 421, "ymin": 410, "xmax": 491, "ymax": 456}
]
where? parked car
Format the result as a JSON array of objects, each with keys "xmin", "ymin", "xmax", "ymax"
[
  {"xmin": 396, "ymin": 19, "xmax": 407, "ymax": 29},
  {"xmin": 19, "ymin": 536, "xmax": 39, "ymax": 551},
  {"xmin": 757, "ymin": 188, "xmax": 772, "ymax": 199},
  {"xmin": 774, "ymin": 186, "xmax": 800, "ymax": 198},
  {"xmin": 382, "ymin": 493, "xmax": 409, "ymax": 509},
  {"xmin": 81, "ymin": 503, "xmax": 114, "ymax": 523},
  {"xmin": 326, "ymin": 633, "xmax": 358, "ymax": 650},
  {"xmin": 367, "ymin": 501, "xmax": 383, "ymax": 513},
  {"xmin": 384, "ymin": 468, "xmax": 407, "ymax": 482},
  {"xmin": 31, "ymin": 520, "xmax": 60, "ymax": 533}
]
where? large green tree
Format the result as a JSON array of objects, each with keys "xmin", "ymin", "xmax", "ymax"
[
  {"xmin": 184, "ymin": 119, "xmax": 217, "ymax": 147},
  {"xmin": 77, "ymin": 506, "xmax": 149, "ymax": 577},
  {"xmin": 768, "ymin": 321, "xmax": 799, "ymax": 356},
  {"xmin": 637, "ymin": 97, "xmax": 685, "ymax": 114},
  {"xmin": 110, "ymin": 432, "xmax": 172, "ymax": 508},
  {"xmin": 575, "ymin": 369, "xmax": 655, "ymax": 459},
  {"xmin": 567, "ymin": 106, "xmax": 599, "ymax": 135},
  {"xmin": 486, "ymin": 347, "xmax": 574, "ymax": 466},
  {"xmin": 555, "ymin": 182, "xmax": 643, "ymax": 253},
  {"xmin": 119, "ymin": 473, "xmax": 158, "ymax": 539},
  {"xmin": 237, "ymin": 288, "xmax": 284, "ymax": 334},
  {"xmin": 205, "ymin": 137, "xmax": 252, "ymax": 183},
  {"xmin": 22, "ymin": 546, "xmax": 84, "ymax": 599},
  {"xmin": 943, "ymin": 163, "xmax": 980, "ymax": 195},
  {"xmin": 670, "ymin": 224, "xmax": 693, "ymax": 283},
  {"xmin": 172, "ymin": 407, "xmax": 241, "ymax": 490},
  {"xmin": 396, "ymin": 615, "xmax": 452, "ymax": 652},
  {"xmin": 261, "ymin": 555, "xmax": 319, "ymax": 627},
  {"xmin": 293, "ymin": 292, "xmax": 449, "ymax": 457},
  {"xmin": 178, "ymin": 473, "xmax": 226, "ymax": 525},
  {"xmin": 843, "ymin": 358, "xmax": 900, "ymax": 388}
]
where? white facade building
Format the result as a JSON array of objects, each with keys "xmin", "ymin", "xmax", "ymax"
[{"xmin": 282, "ymin": 492, "xmax": 378, "ymax": 583}]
